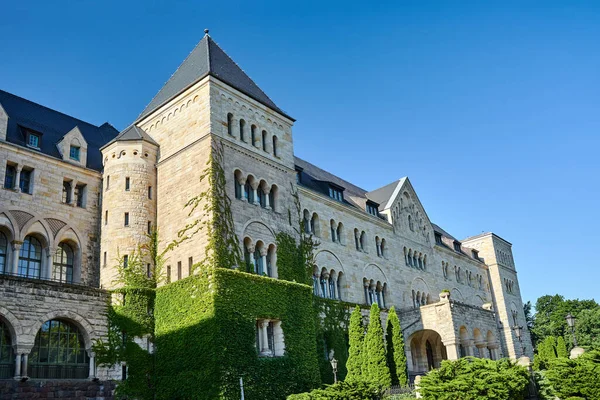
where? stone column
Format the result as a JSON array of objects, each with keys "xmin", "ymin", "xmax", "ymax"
[
  {"xmin": 13, "ymin": 351, "xmax": 21, "ymax": 380},
  {"xmin": 14, "ymin": 165, "xmax": 22, "ymax": 192},
  {"xmin": 247, "ymin": 245, "xmax": 255, "ymax": 273},
  {"xmin": 87, "ymin": 351, "xmax": 96, "ymax": 380},
  {"xmin": 444, "ymin": 341, "xmax": 460, "ymax": 361},
  {"xmin": 250, "ymin": 182, "xmax": 260, "ymax": 205},
  {"xmin": 264, "ymin": 187, "xmax": 271, "ymax": 210},
  {"xmin": 69, "ymin": 180, "xmax": 77, "ymax": 205},
  {"xmin": 462, "ymin": 339, "xmax": 475, "ymax": 357},
  {"xmin": 260, "ymin": 247, "xmax": 268, "ymax": 276},
  {"xmin": 21, "ymin": 352, "xmax": 29, "ymax": 379},
  {"xmin": 238, "ymin": 177, "xmax": 247, "ymax": 202},
  {"xmin": 44, "ymin": 247, "xmax": 55, "ymax": 280},
  {"xmin": 10, "ymin": 241, "xmax": 22, "ymax": 275},
  {"xmin": 260, "ymin": 320, "xmax": 269, "ymax": 354}
]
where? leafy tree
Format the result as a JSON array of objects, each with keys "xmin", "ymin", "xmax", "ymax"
[
  {"xmin": 363, "ymin": 303, "xmax": 391, "ymax": 388},
  {"xmin": 386, "ymin": 306, "xmax": 408, "ymax": 387},
  {"xmin": 532, "ymin": 294, "xmax": 598, "ymax": 349},
  {"xmin": 545, "ymin": 350, "xmax": 600, "ymax": 399},
  {"xmin": 556, "ymin": 336, "xmax": 568, "ymax": 358},
  {"xmin": 346, "ymin": 306, "xmax": 365, "ymax": 383},
  {"xmin": 418, "ymin": 357, "xmax": 530, "ymax": 400},
  {"xmin": 574, "ymin": 307, "xmax": 600, "ymax": 350}
]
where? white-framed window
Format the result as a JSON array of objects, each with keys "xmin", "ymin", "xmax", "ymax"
[{"xmin": 256, "ymin": 319, "xmax": 285, "ymax": 357}]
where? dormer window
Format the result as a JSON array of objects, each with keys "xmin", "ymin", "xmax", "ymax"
[
  {"xmin": 366, "ymin": 202, "xmax": 379, "ymax": 216},
  {"xmin": 69, "ymin": 145, "xmax": 80, "ymax": 161},
  {"xmin": 24, "ymin": 128, "xmax": 41, "ymax": 149},
  {"xmin": 328, "ymin": 186, "xmax": 343, "ymax": 202},
  {"xmin": 453, "ymin": 241, "xmax": 462, "ymax": 252},
  {"xmin": 434, "ymin": 232, "xmax": 443, "ymax": 245},
  {"xmin": 472, "ymin": 250, "xmax": 479, "ymax": 260},
  {"xmin": 295, "ymin": 167, "xmax": 303, "ymax": 184}
]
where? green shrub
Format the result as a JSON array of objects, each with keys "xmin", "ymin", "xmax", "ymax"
[
  {"xmin": 345, "ymin": 306, "xmax": 364, "ymax": 383},
  {"xmin": 363, "ymin": 303, "xmax": 391, "ymax": 388},
  {"xmin": 418, "ymin": 357, "xmax": 529, "ymax": 400},
  {"xmin": 545, "ymin": 350, "xmax": 600, "ymax": 400},
  {"xmin": 287, "ymin": 381, "xmax": 384, "ymax": 400}
]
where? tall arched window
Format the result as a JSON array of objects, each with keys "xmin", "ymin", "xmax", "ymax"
[
  {"xmin": 272, "ymin": 136, "xmax": 278, "ymax": 157},
  {"xmin": 0, "ymin": 231, "xmax": 7, "ymax": 273},
  {"xmin": 354, "ymin": 229, "xmax": 360, "ymax": 250},
  {"xmin": 245, "ymin": 181, "xmax": 253, "ymax": 203},
  {"xmin": 254, "ymin": 247, "xmax": 263, "ymax": 275},
  {"xmin": 320, "ymin": 269, "xmax": 328, "ymax": 298},
  {"xmin": 360, "ymin": 231, "xmax": 366, "ymax": 251},
  {"xmin": 251, "ymin": 125, "xmax": 257, "ymax": 147},
  {"xmin": 29, "ymin": 319, "xmax": 89, "ymax": 379},
  {"xmin": 239, "ymin": 119, "xmax": 246, "ymax": 141},
  {"xmin": 262, "ymin": 130, "xmax": 268, "ymax": 152},
  {"xmin": 53, "ymin": 243, "xmax": 74, "ymax": 283},
  {"xmin": 0, "ymin": 320, "xmax": 14, "ymax": 379},
  {"xmin": 19, "ymin": 236, "xmax": 42, "ymax": 278},
  {"xmin": 328, "ymin": 272, "xmax": 336, "ymax": 299},
  {"xmin": 227, "ymin": 113, "xmax": 233, "ymax": 136}
]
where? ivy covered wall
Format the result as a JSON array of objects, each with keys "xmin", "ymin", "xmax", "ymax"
[{"xmin": 155, "ymin": 268, "xmax": 321, "ymax": 400}]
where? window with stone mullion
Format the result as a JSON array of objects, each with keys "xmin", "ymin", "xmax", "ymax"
[
  {"xmin": 0, "ymin": 232, "xmax": 7, "ymax": 274},
  {"xmin": 19, "ymin": 236, "xmax": 42, "ymax": 278}
]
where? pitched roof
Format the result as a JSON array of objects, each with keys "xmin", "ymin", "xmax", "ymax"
[
  {"xmin": 366, "ymin": 178, "xmax": 407, "ymax": 211},
  {"xmin": 0, "ymin": 89, "xmax": 119, "ymax": 171},
  {"xmin": 138, "ymin": 34, "xmax": 291, "ymax": 121},
  {"xmin": 100, "ymin": 125, "xmax": 158, "ymax": 150}
]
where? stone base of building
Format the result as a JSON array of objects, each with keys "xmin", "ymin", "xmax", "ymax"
[{"xmin": 0, "ymin": 379, "xmax": 116, "ymax": 399}]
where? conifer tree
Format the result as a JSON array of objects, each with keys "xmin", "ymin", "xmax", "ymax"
[
  {"xmin": 542, "ymin": 336, "xmax": 558, "ymax": 360},
  {"xmin": 556, "ymin": 336, "xmax": 568, "ymax": 358},
  {"xmin": 385, "ymin": 306, "xmax": 408, "ymax": 387},
  {"xmin": 345, "ymin": 306, "xmax": 365, "ymax": 383},
  {"xmin": 363, "ymin": 303, "xmax": 392, "ymax": 388}
]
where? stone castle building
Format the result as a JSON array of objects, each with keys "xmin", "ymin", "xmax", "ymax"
[{"xmin": 0, "ymin": 32, "xmax": 532, "ymax": 390}]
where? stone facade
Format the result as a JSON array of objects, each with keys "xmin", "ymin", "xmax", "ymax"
[{"xmin": 0, "ymin": 32, "xmax": 533, "ymax": 395}]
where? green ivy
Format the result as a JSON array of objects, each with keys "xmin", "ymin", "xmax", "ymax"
[{"xmin": 155, "ymin": 268, "xmax": 321, "ymax": 399}]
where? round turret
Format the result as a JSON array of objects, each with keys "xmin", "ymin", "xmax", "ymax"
[{"xmin": 100, "ymin": 135, "xmax": 158, "ymax": 289}]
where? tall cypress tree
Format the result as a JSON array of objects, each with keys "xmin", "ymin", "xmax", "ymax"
[
  {"xmin": 556, "ymin": 336, "xmax": 568, "ymax": 358},
  {"xmin": 363, "ymin": 303, "xmax": 392, "ymax": 388},
  {"xmin": 345, "ymin": 306, "xmax": 365, "ymax": 382},
  {"xmin": 386, "ymin": 306, "xmax": 408, "ymax": 387}
]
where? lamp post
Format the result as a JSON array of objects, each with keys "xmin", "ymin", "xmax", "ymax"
[
  {"xmin": 513, "ymin": 325, "xmax": 524, "ymax": 357},
  {"xmin": 329, "ymin": 356, "xmax": 338, "ymax": 383},
  {"xmin": 566, "ymin": 312, "xmax": 578, "ymax": 347}
]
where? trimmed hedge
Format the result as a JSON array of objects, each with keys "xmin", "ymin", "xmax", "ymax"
[
  {"xmin": 287, "ymin": 381, "xmax": 384, "ymax": 400},
  {"xmin": 155, "ymin": 268, "xmax": 321, "ymax": 399}
]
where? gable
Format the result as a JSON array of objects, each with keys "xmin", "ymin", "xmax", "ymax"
[{"xmin": 386, "ymin": 178, "xmax": 434, "ymax": 246}]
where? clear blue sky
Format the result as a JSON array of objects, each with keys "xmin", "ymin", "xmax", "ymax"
[{"xmin": 1, "ymin": 1, "xmax": 598, "ymax": 305}]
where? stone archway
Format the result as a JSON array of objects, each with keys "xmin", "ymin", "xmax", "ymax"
[{"xmin": 408, "ymin": 329, "xmax": 447, "ymax": 376}]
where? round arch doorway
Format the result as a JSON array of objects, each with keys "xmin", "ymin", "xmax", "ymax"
[{"xmin": 409, "ymin": 329, "xmax": 447, "ymax": 375}]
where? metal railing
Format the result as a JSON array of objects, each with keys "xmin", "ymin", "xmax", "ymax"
[{"xmin": 0, "ymin": 270, "xmax": 90, "ymax": 287}]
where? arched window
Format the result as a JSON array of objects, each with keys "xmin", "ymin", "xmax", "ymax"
[
  {"xmin": 262, "ymin": 130, "xmax": 268, "ymax": 152},
  {"xmin": 336, "ymin": 223, "xmax": 343, "ymax": 245},
  {"xmin": 19, "ymin": 236, "xmax": 42, "ymax": 278},
  {"xmin": 227, "ymin": 113, "xmax": 233, "ymax": 136},
  {"xmin": 408, "ymin": 250, "xmax": 413, "ymax": 267},
  {"xmin": 257, "ymin": 186, "xmax": 266, "ymax": 208},
  {"xmin": 328, "ymin": 272, "xmax": 336, "ymax": 299},
  {"xmin": 312, "ymin": 268, "xmax": 319, "ymax": 295},
  {"xmin": 354, "ymin": 229, "xmax": 360, "ymax": 250},
  {"xmin": 330, "ymin": 220, "xmax": 336, "ymax": 242},
  {"xmin": 251, "ymin": 125, "xmax": 257, "ymax": 147},
  {"xmin": 380, "ymin": 239, "xmax": 386, "ymax": 258},
  {"xmin": 269, "ymin": 185, "xmax": 277, "ymax": 212},
  {"xmin": 245, "ymin": 181, "xmax": 253, "ymax": 203},
  {"xmin": 418, "ymin": 256, "xmax": 423, "ymax": 270},
  {"xmin": 272, "ymin": 136, "xmax": 278, "ymax": 157},
  {"xmin": 0, "ymin": 231, "xmax": 7, "ymax": 273},
  {"xmin": 320, "ymin": 269, "xmax": 328, "ymax": 298},
  {"xmin": 375, "ymin": 236, "xmax": 381, "ymax": 257},
  {"xmin": 408, "ymin": 215, "xmax": 414, "ymax": 231},
  {"xmin": 311, "ymin": 213, "xmax": 319, "ymax": 236},
  {"xmin": 53, "ymin": 243, "xmax": 74, "ymax": 283},
  {"xmin": 266, "ymin": 245, "xmax": 275, "ymax": 277},
  {"xmin": 0, "ymin": 320, "xmax": 14, "ymax": 378},
  {"xmin": 239, "ymin": 119, "xmax": 246, "ymax": 141},
  {"xmin": 234, "ymin": 172, "xmax": 243, "ymax": 199},
  {"xmin": 254, "ymin": 247, "xmax": 264, "ymax": 275},
  {"xmin": 360, "ymin": 231, "xmax": 366, "ymax": 251},
  {"xmin": 337, "ymin": 272, "xmax": 343, "ymax": 301},
  {"xmin": 29, "ymin": 319, "xmax": 89, "ymax": 379}
]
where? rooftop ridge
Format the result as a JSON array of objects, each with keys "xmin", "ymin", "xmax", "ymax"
[{"xmin": 0, "ymin": 89, "xmax": 106, "ymax": 130}]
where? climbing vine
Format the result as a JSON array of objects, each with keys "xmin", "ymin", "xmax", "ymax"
[{"xmin": 170, "ymin": 139, "xmax": 242, "ymax": 271}]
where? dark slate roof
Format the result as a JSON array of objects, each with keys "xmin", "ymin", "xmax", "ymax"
[
  {"xmin": 295, "ymin": 156, "xmax": 389, "ymax": 222},
  {"xmin": 100, "ymin": 125, "xmax": 158, "ymax": 150},
  {"xmin": 138, "ymin": 34, "xmax": 291, "ymax": 121},
  {"xmin": 0, "ymin": 89, "xmax": 119, "ymax": 171},
  {"xmin": 366, "ymin": 179, "xmax": 406, "ymax": 211},
  {"xmin": 432, "ymin": 223, "xmax": 483, "ymax": 262}
]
